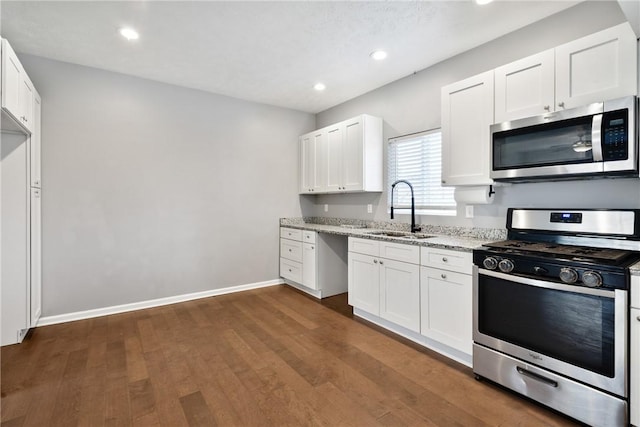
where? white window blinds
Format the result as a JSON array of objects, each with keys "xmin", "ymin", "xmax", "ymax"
[{"xmin": 388, "ymin": 129, "xmax": 456, "ymax": 211}]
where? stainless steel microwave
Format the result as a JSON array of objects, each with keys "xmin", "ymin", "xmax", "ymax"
[{"xmin": 490, "ymin": 96, "xmax": 638, "ymax": 182}]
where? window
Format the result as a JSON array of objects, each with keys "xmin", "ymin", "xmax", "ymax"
[{"xmin": 387, "ymin": 129, "xmax": 456, "ymax": 215}]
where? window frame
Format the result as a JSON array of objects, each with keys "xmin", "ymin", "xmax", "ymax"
[{"xmin": 387, "ymin": 128, "xmax": 457, "ymax": 217}]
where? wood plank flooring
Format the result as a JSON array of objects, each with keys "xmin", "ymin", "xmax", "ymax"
[{"xmin": 1, "ymin": 285, "xmax": 579, "ymax": 426}]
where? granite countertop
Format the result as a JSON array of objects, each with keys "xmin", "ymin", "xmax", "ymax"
[{"xmin": 280, "ymin": 217, "xmax": 506, "ymax": 252}]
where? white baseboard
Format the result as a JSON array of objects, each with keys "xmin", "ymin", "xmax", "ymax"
[{"xmin": 36, "ymin": 279, "xmax": 283, "ymax": 327}]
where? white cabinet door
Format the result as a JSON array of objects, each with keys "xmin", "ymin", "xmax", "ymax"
[
  {"xmin": 1, "ymin": 39, "xmax": 22, "ymax": 123},
  {"xmin": 30, "ymin": 187, "xmax": 42, "ymax": 327},
  {"xmin": 325, "ymin": 124, "xmax": 343, "ymax": 192},
  {"xmin": 342, "ymin": 117, "xmax": 364, "ymax": 192},
  {"xmin": 19, "ymin": 76, "xmax": 34, "ymax": 132},
  {"xmin": 1, "ymin": 133, "xmax": 30, "ymax": 345},
  {"xmin": 348, "ymin": 252, "xmax": 379, "ymax": 315},
  {"xmin": 302, "ymin": 242, "xmax": 317, "ymax": 290},
  {"xmin": 494, "ymin": 49, "xmax": 555, "ymax": 123},
  {"xmin": 420, "ymin": 267, "xmax": 472, "ymax": 355},
  {"xmin": 300, "ymin": 131, "xmax": 324, "ymax": 194},
  {"xmin": 632, "ymin": 307, "xmax": 639, "ymax": 427},
  {"xmin": 30, "ymin": 92, "xmax": 41, "ymax": 188},
  {"xmin": 441, "ymin": 70, "xmax": 494, "ymax": 186},
  {"xmin": 379, "ymin": 259, "xmax": 420, "ymax": 332},
  {"xmin": 555, "ymin": 23, "xmax": 637, "ymax": 110}
]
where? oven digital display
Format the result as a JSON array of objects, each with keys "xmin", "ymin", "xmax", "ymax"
[{"xmin": 550, "ymin": 212, "xmax": 582, "ymax": 223}]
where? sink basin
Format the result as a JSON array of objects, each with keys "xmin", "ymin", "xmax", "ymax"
[{"xmin": 364, "ymin": 230, "xmax": 434, "ymax": 240}]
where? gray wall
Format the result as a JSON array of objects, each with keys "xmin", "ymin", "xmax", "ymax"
[
  {"xmin": 20, "ymin": 55, "xmax": 315, "ymax": 317},
  {"xmin": 312, "ymin": 1, "xmax": 638, "ymax": 229}
]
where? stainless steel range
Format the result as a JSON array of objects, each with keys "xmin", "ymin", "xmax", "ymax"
[{"xmin": 473, "ymin": 208, "xmax": 640, "ymax": 427}]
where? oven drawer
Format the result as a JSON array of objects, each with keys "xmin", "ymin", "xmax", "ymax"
[
  {"xmin": 473, "ymin": 344, "xmax": 627, "ymax": 427},
  {"xmin": 421, "ymin": 247, "xmax": 472, "ymax": 274}
]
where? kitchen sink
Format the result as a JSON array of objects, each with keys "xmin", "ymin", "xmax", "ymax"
[{"xmin": 364, "ymin": 230, "xmax": 435, "ymax": 240}]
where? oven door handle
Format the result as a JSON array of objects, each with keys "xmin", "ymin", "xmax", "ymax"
[{"xmin": 478, "ymin": 268, "xmax": 616, "ymax": 298}]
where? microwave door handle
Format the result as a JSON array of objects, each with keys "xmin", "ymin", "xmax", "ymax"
[{"xmin": 591, "ymin": 114, "xmax": 603, "ymax": 162}]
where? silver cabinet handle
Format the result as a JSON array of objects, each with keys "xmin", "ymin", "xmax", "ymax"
[
  {"xmin": 288, "ymin": 269, "xmax": 292, "ymax": 272},
  {"xmin": 543, "ymin": 105, "xmax": 550, "ymax": 111},
  {"xmin": 379, "ymin": 261, "xmax": 384, "ymax": 265},
  {"xmin": 558, "ymin": 102, "xmax": 565, "ymax": 108},
  {"xmin": 288, "ymin": 249, "xmax": 292, "ymax": 252},
  {"xmin": 373, "ymin": 259, "xmax": 378, "ymax": 264},
  {"xmin": 441, "ymin": 274, "xmax": 447, "ymax": 279},
  {"xmin": 442, "ymin": 257, "xmax": 448, "ymax": 262},
  {"xmin": 311, "ymin": 246, "xmax": 314, "ymax": 250}
]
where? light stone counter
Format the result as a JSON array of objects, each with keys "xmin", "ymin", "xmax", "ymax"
[{"xmin": 280, "ymin": 217, "xmax": 506, "ymax": 252}]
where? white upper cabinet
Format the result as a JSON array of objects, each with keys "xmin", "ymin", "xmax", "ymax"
[
  {"xmin": 555, "ymin": 23, "xmax": 637, "ymax": 110},
  {"xmin": 441, "ymin": 70, "xmax": 494, "ymax": 186},
  {"xmin": 299, "ymin": 130, "xmax": 323, "ymax": 194},
  {"xmin": 494, "ymin": 49, "xmax": 555, "ymax": 123},
  {"xmin": 495, "ymin": 23, "xmax": 638, "ymax": 123},
  {"xmin": 1, "ymin": 39, "xmax": 35, "ymax": 132},
  {"xmin": 299, "ymin": 114, "xmax": 383, "ymax": 194}
]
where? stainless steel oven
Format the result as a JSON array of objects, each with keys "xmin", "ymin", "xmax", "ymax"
[
  {"xmin": 490, "ymin": 96, "xmax": 638, "ymax": 182},
  {"xmin": 473, "ymin": 208, "xmax": 640, "ymax": 427}
]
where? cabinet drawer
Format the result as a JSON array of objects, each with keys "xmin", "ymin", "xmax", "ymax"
[
  {"xmin": 348, "ymin": 237, "xmax": 379, "ymax": 257},
  {"xmin": 280, "ymin": 239, "xmax": 302, "ymax": 262},
  {"xmin": 302, "ymin": 231, "xmax": 316, "ymax": 244},
  {"xmin": 280, "ymin": 258, "xmax": 302, "ymax": 283},
  {"xmin": 280, "ymin": 227, "xmax": 302, "ymax": 241},
  {"xmin": 632, "ymin": 275, "xmax": 640, "ymax": 309},
  {"xmin": 421, "ymin": 247, "xmax": 472, "ymax": 274},
  {"xmin": 379, "ymin": 241, "xmax": 420, "ymax": 264}
]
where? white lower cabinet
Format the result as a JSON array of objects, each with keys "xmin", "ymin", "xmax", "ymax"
[
  {"xmin": 348, "ymin": 238, "xmax": 420, "ymax": 332},
  {"xmin": 420, "ymin": 247, "xmax": 473, "ymax": 355},
  {"xmin": 631, "ymin": 276, "xmax": 639, "ymax": 427},
  {"xmin": 280, "ymin": 227, "xmax": 347, "ymax": 298},
  {"xmin": 380, "ymin": 259, "xmax": 420, "ymax": 332},
  {"xmin": 348, "ymin": 252, "xmax": 380, "ymax": 315},
  {"xmin": 631, "ymin": 307, "xmax": 639, "ymax": 427},
  {"xmin": 420, "ymin": 267, "xmax": 472, "ymax": 354}
]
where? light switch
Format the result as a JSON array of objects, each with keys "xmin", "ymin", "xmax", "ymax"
[
  {"xmin": 367, "ymin": 204, "xmax": 373, "ymax": 213},
  {"xmin": 466, "ymin": 205, "xmax": 474, "ymax": 218},
  {"xmin": 324, "ymin": 204, "xmax": 328, "ymax": 212}
]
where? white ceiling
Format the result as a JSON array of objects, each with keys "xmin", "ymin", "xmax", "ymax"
[{"xmin": 1, "ymin": 1, "xmax": 582, "ymax": 113}]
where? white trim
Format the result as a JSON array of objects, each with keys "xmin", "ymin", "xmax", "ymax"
[{"xmin": 36, "ymin": 279, "xmax": 282, "ymax": 327}]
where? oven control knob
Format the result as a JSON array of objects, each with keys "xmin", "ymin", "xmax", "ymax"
[
  {"xmin": 498, "ymin": 259, "xmax": 514, "ymax": 273},
  {"xmin": 559, "ymin": 267, "xmax": 579, "ymax": 284},
  {"xmin": 582, "ymin": 271, "xmax": 603, "ymax": 288},
  {"xmin": 483, "ymin": 257, "xmax": 498, "ymax": 270}
]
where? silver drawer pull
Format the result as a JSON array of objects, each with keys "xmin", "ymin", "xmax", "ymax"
[
  {"xmin": 442, "ymin": 257, "xmax": 448, "ymax": 262},
  {"xmin": 379, "ymin": 261, "xmax": 384, "ymax": 265},
  {"xmin": 288, "ymin": 249, "xmax": 292, "ymax": 252},
  {"xmin": 373, "ymin": 259, "xmax": 378, "ymax": 264},
  {"xmin": 441, "ymin": 274, "xmax": 447, "ymax": 279}
]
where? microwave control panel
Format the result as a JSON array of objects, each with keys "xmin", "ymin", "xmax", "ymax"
[{"xmin": 602, "ymin": 109, "xmax": 628, "ymax": 161}]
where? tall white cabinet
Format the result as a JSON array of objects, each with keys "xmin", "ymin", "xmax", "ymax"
[
  {"xmin": 1, "ymin": 38, "xmax": 42, "ymax": 345},
  {"xmin": 299, "ymin": 114, "xmax": 383, "ymax": 194}
]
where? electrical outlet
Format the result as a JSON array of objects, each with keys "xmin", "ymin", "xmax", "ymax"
[
  {"xmin": 324, "ymin": 204, "xmax": 328, "ymax": 212},
  {"xmin": 367, "ymin": 204, "xmax": 373, "ymax": 214},
  {"xmin": 465, "ymin": 205, "xmax": 474, "ymax": 218}
]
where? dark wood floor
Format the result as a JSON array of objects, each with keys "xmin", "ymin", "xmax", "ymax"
[{"xmin": 1, "ymin": 284, "xmax": 579, "ymax": 426}]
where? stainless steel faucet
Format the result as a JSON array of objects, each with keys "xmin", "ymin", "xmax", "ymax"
[{"xmin": 390, "ymin": 180, "xmax": 420, "ymax": 233}]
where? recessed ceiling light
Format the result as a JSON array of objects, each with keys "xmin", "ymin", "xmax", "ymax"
[
  {"xmin": 119, "ymin": 27, "xmax": 139, "ymax": 41},
  {"xmin": 370, "ymin": 50, "xmax": 388, "ymax": 61},
  {"xmin": 475, "ymin": 0, "xmax": 494, "ymax": 4},
  {"xmin": 313, "ymin": 83, "xmax": 326, "ymax": 91}
]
